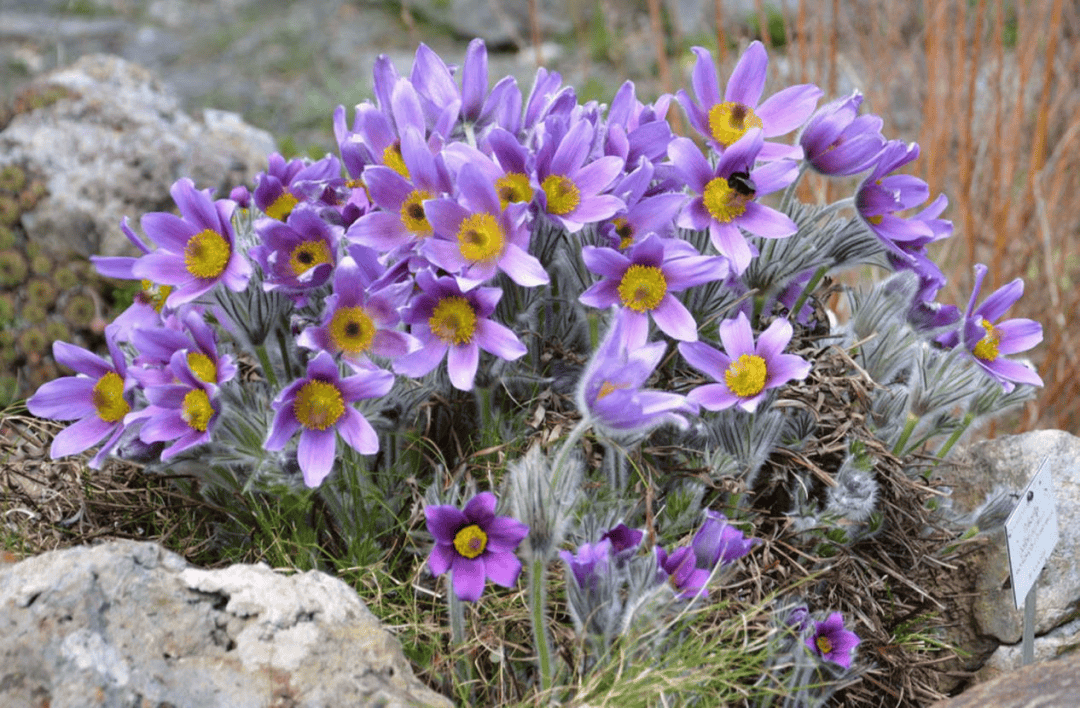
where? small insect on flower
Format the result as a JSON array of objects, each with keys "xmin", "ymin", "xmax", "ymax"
[{"xmin": 726, "ymin": 170, "xmax": 756, "ymax": 198}]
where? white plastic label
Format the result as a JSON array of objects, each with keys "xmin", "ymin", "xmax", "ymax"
[{"xmin": 1004, "ymin": 457, "xmax": 1059, "ymax": 610}]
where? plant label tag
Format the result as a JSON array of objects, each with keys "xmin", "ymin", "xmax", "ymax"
[{"xmin": 1004, "ymin": 456, "xmax": 1059, "ymax": 610}]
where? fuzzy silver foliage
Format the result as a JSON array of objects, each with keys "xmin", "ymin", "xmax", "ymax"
[
  {"xmin": 842, "ymin": 271, "xmax": 919, "ymax": 384},
  {"xmin": 825, "ymin": 455, "xmax": 880, "ymax": 523},
  {"xmin": 506, "ymin": 443, "xmax": 582, "ymax": 561}
]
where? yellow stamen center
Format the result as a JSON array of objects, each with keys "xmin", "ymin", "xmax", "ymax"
[
  {"xmin": 186, "ymin": 352, "xmax": 217, "ymax": 383},
  {"xmin": 617, "ymin": 264, "xmax": 667, "ymax": 313},
  {"xmin": 288, "ymin": 240, "xmax": 334, "ymax": 277},
  {"xmin": 329, "ymin": 306, "xmax": 376, "ymax": 355},
  {"xmin": 703, "ymin": 177, "xmax": 751, "ymax": 224},
  {"xmin": 400, "ymin": 189, "xmax": 434, "ymax": 235},
  {"xmin": 265, "ymin": 191, "xmax": 299, "ymax": 221},
  {"xmin": 453, "ymin": 523, "xmax": 488, "ymax": 559},
  {"xmin": 613, "ymin": 217, "xmax": 635, "ymax": 250},
  {"xmin": 597, "ymin": 380, "xmax": 628, "ymax": 400},
  {"xmin": 973, "ymin": 319, "xmax": 1001, "ymax": 362},
  {"xmin": 541, "ymin": 174, "xmax": 580, "ymax": 216},
  {"xmin": 457, "ymin": 213, "xmax": 505, "ymax": 263},
  {"xmin": 816, "ymin": 635, "xmax": 833, "ymax": 655},
  {"xmin": 429, "ymin": 296, "xmax": 477, "ymax": 346},
  {"xmin": 140, "ymin": 280, "xmax": 172, "ymax": 312},
  {"xmin": 181, "ymin": 388, "xmax": 214, "ymax": 432},
  {"xmin": 495, "ymin": 172, "xmax": 533, "ymax": 209},
  {"xmin": 293, "ymin": 379, "xmax": 345, "ymax": 431},
  {"xmin": 867, "ymin": 214, "xmax": 884, "ymax": 225},
  {"xmin": 383, "ymin": 141, "xmax": 409, "ymax": 179},
  {"xmin": 184, "ymin": 229, "xmax": 231, "ymax": 280},
  {"xmin": 707, "ymin": 102, "xmax": 763, "ymax": 147},
  {"xmin": 91, "ymin": 371, "xmax": 129, "ymax": 423},
  {"xmin": 724, "ymin": 354, "xmax": 768, "ymax": 398}
]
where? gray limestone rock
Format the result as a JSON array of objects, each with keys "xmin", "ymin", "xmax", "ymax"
[
  {"xmin": 0, "ymin": 540, "xmax": 452, "ymax": 708},
  {"xmin": 0, "ymin": 54, "xmax": 275, "ymax": 258},
  {"xmin": 930, "ymin": 645, "xmax": 1080, "ymax": 708}
]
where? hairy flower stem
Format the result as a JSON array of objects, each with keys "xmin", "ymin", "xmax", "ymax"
[
  {"xmin": 891, "ymin": 412, "xmax": 919, "ymax": 456},
  {"xmin": 549, "ymin": 416, "xmax": 591, "ymax": 492},
  {"xmin": 448, "ymin": 590, "xmax": 474, "ymax": 689},
  {"xmin": 789, "ymin": 265, "xmax": 829, "ymax": 323},
  {"xmin": 528, "ymin": 555, "xmax": 555, "ymax": 695},
  {"xmin": 779, "ymin": 161, "xmax": 811, "ymax": 214},
  {"xmin": 935, "ymin": 411, "xmax": 976, "ymax": 462},
  {"xmin": 254, "ymin": 344, "xmax": 279, "ymax": 390}
]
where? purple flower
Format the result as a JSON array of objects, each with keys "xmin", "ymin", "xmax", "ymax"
[
  {"xmin": 249, "ymin": 205, "xmax": 343, "ymax": 303},
  {"xmin": 253, "ymin": 153, "xmax": 342, "ymax": 221},
  {"xmin": 576, "ymin": 311, "xmax": 697, "ymax": 433},
  {"xmin": 423, "ymin": 161, "xmax": 549, "ymax": 288},
  {"xmin": 129, "ymin": 178, "xmax": 251, "ymax": 308},
  {"xmin": 679, "ymin": 312, "xmax": 811, "ymax": 413},
  {"xmin": 785, "ymin": 604, "xmax": 812, "ymax": 633},
  {"xmin": 856, "ymin": 141, "xmax": 936, "ymax": 259},
  {"xmin": 605, "ymin": 80, "xmax": 676, "ymax": 165},
  {"xmin": 600, "ymin": 523, "xmax": 644, "ymax": 558},
  {"xmin": 559, "ymin": 539, "xmax": 612, "ymax": 592},
  {"xmin": 669, "ymin": 130, "xmax": 798, "ymax": 274},
  {"xmin": 425, "ymin": 491, "xmax": 529, "ymax": 602},
  {"xmin": 26, "ymin": 325, "xmax": 134, "ymax": 469},
  {"xmin": 130, "ymin": 308, "xmax": 237, "ymax": 389},
  {"xmin": 393, "ymin": 270, "xmax": 527, "ymax": 391},
  {"xmin": 265, "ymin": 350, "xmax": 394, "ymax": 487},
  {"xmin": 939, "ymin": 264, "xmax": 1043, "ymax": 392},
  {"xmin": 806, "ymin": 612, "xmax": 861, "ymax": 669},
  {"xmin": 691, "ymin": 511, "xmax": 759, "ymax": 569},
  {"xmin": 800, "ymin": 91, "xmax": 885, "ymax": 175},
  {"xmin": 124, "ymin": 349, "xmax": 220, "ymax": 460},
  {"xmin": 656, "ymin": 546, "xmax": 711, "ymax": 600},
  {"xmin": 533, "ymin": 117, "xmax": 625, "ymax": 232},
  {"xmin": 676, "ymin": 42, "xmax": 822, "ymax": 160},
  {"xmin": 580, "ymin": 234, "xmax": 727, "ymax": 342},
  {"xmin": 296, "ymin": 251, "xmax": 415, "ymax": 371}
]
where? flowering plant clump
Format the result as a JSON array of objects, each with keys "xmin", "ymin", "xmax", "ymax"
[{"xmin": 26, "ymin": 37, "xmax": 1044, "ymax": 707}]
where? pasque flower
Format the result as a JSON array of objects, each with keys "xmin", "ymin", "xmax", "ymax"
[
  {"xmin": 691, "ymin": 511, "xmax": 759, "ymax": 569},
  {"xmin": 129, "ymin": 178, "xmax": 251, "ymax": 308},
  {"xmin": 265, "ymin": 350, "xmax": 394, "ymax": 487},
  {"xmin": 677, "ymin": 42, "xmax": 822, "ymax": 160},
  {"xmin": 249, "ymin": 205, "xmax": 343, "ymax": 303},
  {"xmin": 426, "ymin": 491, "xmax": 529, "ymax": 602},
  {"xmin": 806, "ymin": 612, "xmax": 861, "ymax": 669},
  {"xmin": 560, "ymin": 539, "xmax": 611, "ymax": 592},
  {"xmin": 679, "ymin": 312, "xmax": 811, "ymax": 413},
  {"xmin": 656, "ymin": 545, "xmax": 711, "ymax": 600},
  {"xmin": 533, "ymin": 117, "xmax": 625, "ymax": 232},
  {"xmin": 938, "ymin": 263, "xmax": 1043, "ymax": 392},
  {"xmin": 800, "ymin": 90, "xmax": 885, "ymax": 175},
  {"xmin": 27, "ymin": 325, "xmax": 134, "ymax": 469}
]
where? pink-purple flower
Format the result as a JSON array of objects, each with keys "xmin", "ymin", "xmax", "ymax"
[
  {"xmin": 800, "ymin": 90, "xmax": 885, "ymax": 175},
  {"xmin": 265, "ymin": 350, "xmax": 394, "ymax": 487},
  {"xmin": 425, "ymin": 491, "xmax": 529, "ymax": 602},
  {"xmin": 656, "ymin": 545, "xmax": 711, "ymax": 600},
  {"xmin": 249, "ymin": 205, "xmax": 343, "ymax": 304},
  {"xmin": 691, "ymin": 511, "xmax": 759, "ymax": 569},
  {"xmin": 679, "ymin": 312, "xmax": 811, "ymax": 413},
  {"xmin": 533, "ymin": 117, "xmax": 625, "ymax": 232},
  {"xmin": 806, "ymin": 612, "xmax": 861, "ymax": 669}
]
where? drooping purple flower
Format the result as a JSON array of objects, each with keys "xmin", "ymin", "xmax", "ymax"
[
  {"xmin": 423, "ymin": 161, "xmax": 549, "ymax": 288},
  {"xmin": 856, "ymin": 141, "xmax": 937, "ymax": 259},
  {"xmin": 393, "ymin": 270, "xmax": 527, "ymax": 391},
  {"xmin": 128, "ymin": 178, "xmax": 251, "ymax": 308},
  {"xmin": 249, "ymin": 205, "xmax": 342, "ymax": 304},
  {"xmin": 265, "ymin": 350, "xmax": 394, "ymax": 487},
  {"xmin": 676, "ymin": 42, "xmax": 822, "ymax": 160},
  {"xmin": 679, "ymin": 312, "xmax": 811, "ymax": 413},
  {"xmin": 600, "ymin": 523, "xmax": 644, "ymax": 558},
  {"xmin": 938, "ymin": 264, "xmax": 1043, "ymax": 392},
  {"xmin": 26, "ymin": 325, "xmax": 134, "ymax": 469},
  {"xmin": 559, "ymin": 539, "xmax": 612, "ymax": 592},
  {"xmin": 656, "ymin": 545, "xmax": 711, "ymax": 600},
  {"xmin": 784, "ymin": 604, "xmax": 812, "ymax": 633},
  {"xmin": 800, "ymin": 91, "xmax": 885, "ymax": 175},
  {"xmin": 670, "ymin": 130, "xmax": 798, "ymax": 274},
  {"xmin": 425, "ymin": 491, "xmax": 529, "ymax": 602},
  {"xmin": 296, "ymin": 250, "xmax": 415, "ymax": 371},
  {"xmin": 580, "ymin": 234, "xmax": 726, "ymax": 342},
  {"xmin": 691, "ymin": 511, "xmax": 759, "ymax": 569},
  {"xmin": 533, "ymin": 117, "xmax": 625, "ymax": 233},
  {"xmin": 806, "ymin": 612, "xmax": 861, "ymax": 669},
  {"xmin": 576, "ymin": 310, "xmax": 697, "ymax": 434},
  {"xmin": 605, "ymin": 80, "xmax": 676, "ymax": 165},
  {"xmin": 123, "ymin": 349, "xmax": 220, "ymax": 460}
]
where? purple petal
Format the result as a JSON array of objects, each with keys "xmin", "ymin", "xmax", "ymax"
[
  {"xmin": 579, "ymin": 278, "xmax": 621, "ymax": 309},
  {"xmin": 337, "ymin": 408, "xmax": 379, "ymax": 455},
  {"xmin": 50, "ymin": 415, "xmax": 115, "ymax": 458},
  {"xmin": 687, "ymin": 383, "xmax": 741, "ymax": 411},
  {"xmin": 428, "ymin": 543, "xmax": 455, "ymax": 576},
  {"xmin": 724, "ymin": 41, "xmax": 768, "ymax": 107},
  {"xmin": 573, "ymin": 156, "xmax": 624, "ymax": 196},
  {"xmin": 739, "ymin": 202, "xmax": 798, "ymax": 239},
  {"xmin": 708, "ymin": 222, "xmax": 754, "ymax": 274},
  {"xmin": 298, "ymin": 428, "xmax": 337, "ymax": 487},
  {"xmin": 690, "ymin": 46, "xmax": 722, "ymax": 109},
  {"xmin": 582, "ymin": 245, "xmax": 631, "ymax": 278},
  {"xmin": 27, "ymin": 377, "xmax": 97, "ymax": 420},
  {"xmin": 718, "ymin": 312, "xmax": 756, "ymax": 357},
  {"xmin": 996, "ymin": 319, "xmax": 1043, "ymax": 355},
  {"xmin": 447, "ymin": 342, "xmax": 479, "ymax": 390},
  {"xmin": 652, "ymin": 296, "xmax": 698, "ymax": 341},
  {"xmin": 451, "ymin": 555, "xmax": 485, "ymax": 601},
  {"xmin": 550, "ymin": 119, "xmax": 592, "ymax": 177},
  {"xmin": 982, "ymin": 357, "xmax": 1043, "ymax": 388},
  {"xmin": 975, "ymin": 278, "xmax": 1024, "ymax": 322},
  {"xmin": 755, "ymin": 318, "xmax": 795, "ymax": 362},
  {"xmin": 393, "ymin": 341, "xmax": 447, "ymax": 378},
  {"xmin": 484, "ymin": 551, "xmax": 523, "ymax": 588},
  {"xmin": 484, "ymin": 516, "xmax": 529, "ymax": 552},
  {"xmin": 500, "ymin": 243, "xmax": 550, "ymax": 286},
  {"xmin": 338, "ymin": 368, "xmax": 395, "ymax": 401},
  {"xmin": 679, "ymin": 340, "xmax": 730, "ymax": 380},
  {"xmin": 667, "ymin": 137, "xmax": 713, "ymax": 193},
  {"xmin": 141, "ymin": 212, "xmax": 195, "ymax": 253},
  {"xmin": 757, "ymin": 84, "xmax": 823, "ymax": 136},
  {"xmin": 474, "ymin": 319, "xmax": 527, "ymax": 361},
  {"xmin": 131, "ymin": 251, "xmax": 192, "ymax": 287},
  {"xmin": 464, "ymin": 491, "xmax": 497, "ymax": 525},
  {"xmin": 765, "ymin": 353, "xmax": 813, "ymax": 388},
  {"xmin": 425, "ymin": 504, "xmax": 468, "ymax": 542}
]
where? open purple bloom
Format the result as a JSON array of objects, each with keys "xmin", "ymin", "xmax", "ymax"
[
  {"xmin": 676, "ymin": 42, "xmax": 822, "ymax": 160},
  {"xmin": 129, "ymin": 178, "xmax": 251, "ymax": 308},
  {"xmin": 27, "ymin": 325, "xmax": 134, "ymax": 469},
  {"xmin": 806, "ymin": 612, "xmax": 861, "ymax": 669},
  {"xmin": 580, "ymin": 234, "xmax": 727, "ymax": 342},
  {"xmin": 249, "ymin": 205, "xmax": 343, "ymax": 304},
  {"xmin": 679, "ymin": 312, "xmax": 811, "ymax": 413},
  {"xmin": 670, "ymin": 130, "xmax": 798, "ymax": 274},
  {"xmin": 560, "ymin": 539, "xmax": 612, "ymax": 592},
  {"xmin": 425, "ymin": 491, "xmax": 529, "ymax": 602},
  {"xmin": 939, "ymin": 264, "xmax": 1043, "ymax": 392},
  {"xmin": 265, "ymin": 350, "xmax": 394, "ymax": 487},
  {"xmin": 253, "ymin": 153, "xmax": 343, "ymax": 221},
  {"xmin": 130, "ymin": 308, "xmax": 237, "ymax": 389},
  {"xmin": 393, "ymin": 270, "xmax": 527, "ymax": 391},
  {"xmin": 297, "ymin": 251, "xmax": 415, "ymax": 371},
  {"xmin": 124, "ymin": 349, "xmax": 220, "ymax": 460},
  {"xmin": 423, "ymin": 161, "xmax": 549, "ymax": 289},
  {"xmin": 692, "ymin": 511, "xmax": 759, "ymax": 569},
  {"xmin": 800, "ymin": 90, "xmax": 885, "ymax": 175},
  {"xmin": 533, "ymin": 117, "xmax": 625, "ymax": 232},
  {"xmin": 576, "ymin": 310, "xmax": 697, "ymax": 433},
  {"xmin": 656, "ymin": 546, "xmax": 711, "ymax": 600}
]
